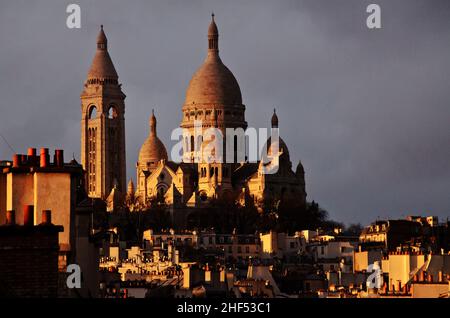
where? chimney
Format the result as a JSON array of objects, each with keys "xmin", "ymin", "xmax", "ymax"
[
  {"xmin": 428, "ymin": 274, "xmax": 433, "ymax": 283},
  {"xmin": 23, "ymin": 205, "xmax": 34, "ymax": 226},
  {"xmin": 27, "ymin": 147, "xmax": 37, "ymax": 165},
  {"xmin": 40, "ymin": 148, "xmax": 49, "ymax": 168},
  {"xmin": 54, "ymin": 149, "xmax": 64, "ymax": 167},
  {"xmin": 21, "ymin": 154, "xmax": 27, "ymax": 165},
  {"xmin": 438, "ymin": 271, "xmax": 443, "ymax": 283},
  {"xmin": 12, "ymin": 154, "xmax": 21, "ymax": 168},
  {"xmin": 41, "ymin": 210, "xmax": 51, "ymax": 224},
  {"xmin": 397, "ymin": 281, "xmax": 402, "ymax": 292},
  {"xmin": 6, "ymin": 210, "xmax": 15, "ymax": 225},
  {"xmin": 27, "ymin": 147, "xmax": 36, "ymax": 157}
]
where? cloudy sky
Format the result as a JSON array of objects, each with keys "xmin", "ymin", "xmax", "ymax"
[{"xmin": 0, "ymin": 0, "xmax": 449, "ymax": 225}]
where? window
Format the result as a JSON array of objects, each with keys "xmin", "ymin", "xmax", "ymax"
[
  {"xmin": 190, "ymin": 136, "xmax": 195, "ymax": 152},
  {"xmin": 228, "ymin": 246, "xmax": 232, "ymax": 253},
  {"xmin": 245, "ymin": 246, "xmax": 250, "ymax": 253},
  {"xmin": 88, "ymin": 105, "xmax": 97, "ymax": 119},
  {"xmin": 108, "ymin": 106, "xmax": 118, "ymax": 119},
  {"xmin": 238, "ymin": 246, "xmax": 242, "ymax": 254},
  {"xmin": 321, "ymin": 246, "xmax": 325, "ymax": 255}
]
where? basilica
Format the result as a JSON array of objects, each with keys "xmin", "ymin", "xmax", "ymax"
[{"xmin": 80, "ymin": 15, "xmax": 306, "ymax": 216}]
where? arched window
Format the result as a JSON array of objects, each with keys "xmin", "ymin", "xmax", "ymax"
[
  {"xmin": 190, "ymin": 136, "xmax": 195, "ymax": 152},
  {"xmin": 88, "ymin": 105, "xmax": 97, "ymax": 119},
  {"xmin": 108, "ymin": 106, "xmax": 118, "ymax": 119}
]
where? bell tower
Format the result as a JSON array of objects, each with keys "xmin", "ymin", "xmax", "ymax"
[{"xmin": 80, "ymin": 25, "xmax": 126, "ymax": 199}]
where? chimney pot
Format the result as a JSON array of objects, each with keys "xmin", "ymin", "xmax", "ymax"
[
  {"xmin": 54, "ymin": 149, "xmax": 64, "ymax": 167},
  {"xmin": 6, "ymin": 210, "xmax": 15, "ymax": 225},
  {"xmin": 12, "ymin": 154, "xmax": 21, "ymax": 168},
  {"xmin": 27, "ymin": 148, "xmax": 36, "ymax": 156},
  {"xmin": 23, "ymin": 205, "xmax": 34, "ymax": 226},
  {"xmin": 27, "ymin": 148, "xmax": 37, "ymax": 166},
  {"xmin": 41, "ymin": 210, "xmax": 51, "ymax": 224},
  {"xmin": 40, "ymin": 148, "xmax": 49, "ymax": 168}
]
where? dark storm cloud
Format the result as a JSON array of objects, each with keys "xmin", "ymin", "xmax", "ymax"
[{"xmin": 0, "ymin": 0, "xmax": 449, "ymax": 225}]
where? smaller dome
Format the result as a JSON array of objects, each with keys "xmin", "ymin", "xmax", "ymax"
[
  {"xmin": 138, "ymin": 111, "xmax": 168, "ymax": 165},
  {"xmin": 139, "ymin": 137, "xmax": 168, "ymax": 164}
]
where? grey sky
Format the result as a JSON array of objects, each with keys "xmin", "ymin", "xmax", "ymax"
[{"xmin": 0, "ymin": 0, "xmax": 449, "ymax": 225}]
